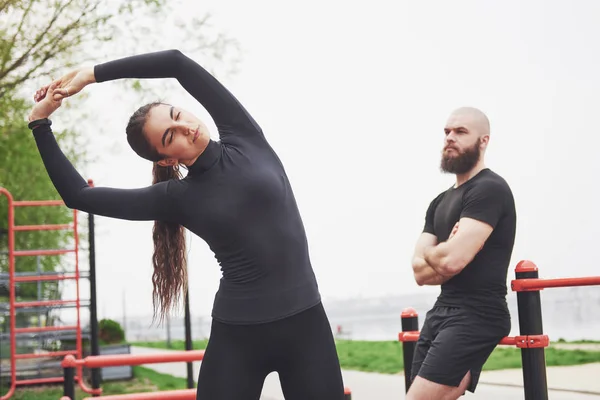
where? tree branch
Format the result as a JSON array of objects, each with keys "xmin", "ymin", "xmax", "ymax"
[
  {"xmin": 0, "ymin": 1, "xmax": 66, "ymax": 81},
  {"xmin": 2, "ymin": 0, "xmax": 36, "ymax": 69}
]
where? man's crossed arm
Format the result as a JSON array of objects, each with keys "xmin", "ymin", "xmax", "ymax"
[{"xmin": 412, "ymin": 217, "xmax": 493, "ymax": 286}]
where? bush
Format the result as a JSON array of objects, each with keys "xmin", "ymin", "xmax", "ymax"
[{"xmin": 99, "ymin": 319, "xmax": 125, "ymax": 344}]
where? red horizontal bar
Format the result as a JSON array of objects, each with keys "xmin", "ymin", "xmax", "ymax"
[
  {"xmin": 14, "ymin": 224, "xmax": 72, "ymax": 231},
  {"xmin": 16, "ymin": 376, "xmax": 73, "ymax": 386},
  {"xmin": 63, "ymin": 350, "xmax": 205, "ymax": 368},
  {"xmin": 14, "ymin": 200, "xmax": 65, "ymax": 207},
  {"xmin": 499, "ymin": 336, "xmax": 516, "ymax": 345},
  {"xmin": 15, "ymin": 274, "xmax": 77, "ymax": 283},
  {"xmin": 16, "ymin": 299, "xmax": 77, "ymax": 308},
  {"xmin": 15, "ymin": 350, "xmax": 77, "ymax": 360},
  {"xmin": 16, "ymin": 325, "xmax": 78, "ymax": 334},
  {"xmin": 398, "ymin": 331, "xmax": 420, "ymax": 342},
  {"xmin": 512, "ymin": 276, "xmax": 600, "ymax": 292},
  {"xmin": 14, "ymin": 249, "xmax": 75, "ymax": 257},
  {"xmin": 83, "ymin": 389, "xmax": 197, "ymax": 400},
  {"xmin": 399, "ymin": 332, "xmax": 548, "ymax": 348}
]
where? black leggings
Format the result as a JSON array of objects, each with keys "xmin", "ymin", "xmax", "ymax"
[{"xmin": 195, "ymin": 301, "xmax": 345, "ymax": 400}]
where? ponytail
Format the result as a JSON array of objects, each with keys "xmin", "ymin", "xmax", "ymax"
[
  {"xmin": 151, "ymin": 162, "xmax": 187, "ymax": 322},
  {"xmin": 126, "ymin": 101, "xmax": 188, "ymax": 323}
]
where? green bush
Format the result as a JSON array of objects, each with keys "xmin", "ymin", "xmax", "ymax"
[{"xmin": 98, "ymin": 319, "xmax": 125, "ymax": 344}]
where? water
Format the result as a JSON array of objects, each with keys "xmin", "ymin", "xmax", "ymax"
[{"xmin": 119, "ymin": 286, "xmax": 600, "ymax": 343}]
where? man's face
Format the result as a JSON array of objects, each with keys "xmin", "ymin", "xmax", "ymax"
[{"xmin": 440, "ymin": 112, "xmax": 485, "ymax": 174}]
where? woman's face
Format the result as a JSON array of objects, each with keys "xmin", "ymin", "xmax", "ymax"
[{"xmin": 144, "ymin": 103, "xmax": 210, "ymax": 167}]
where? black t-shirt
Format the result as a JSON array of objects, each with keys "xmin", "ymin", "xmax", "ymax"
[
  {"xmin": 31, "ymin": 50, "xmax": 321, "ymax": 324},
  {"xmin": 423, "ymin": 168, "xmax": 517, "ymax": 316}
]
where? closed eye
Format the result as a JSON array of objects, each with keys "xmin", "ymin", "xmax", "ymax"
[{"xmin": 168, "ymin": 112, "xmax": 182, "ymax": 144}]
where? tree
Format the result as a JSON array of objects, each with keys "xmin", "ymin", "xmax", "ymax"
[
  {"xmin": 0, "ymin": 0, "xmax": 241, "ymax": 328},
  {"xmin": 0, "ymin": 0, "xmax": 241, "ymax": 99}
]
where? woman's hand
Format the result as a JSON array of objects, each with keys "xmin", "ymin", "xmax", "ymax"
[
  {"xmin": 34, "ymin": 66, "xmax": 95, "ymax": 103},
  {"xmin": 29, "ymin": 81, "xmax": 64, "ymax": 121}
]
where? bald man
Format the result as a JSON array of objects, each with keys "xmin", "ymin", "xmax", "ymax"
[{"xmin": 407, "ymin": 107, "xmax": 517, "ymax": 399}]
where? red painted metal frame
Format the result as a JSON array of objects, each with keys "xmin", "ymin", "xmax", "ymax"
[
  {"xmin": 0, "ymin": 188, "xmax": 100, "ymax": 399},
  {"xmin": 15, "ymin": 274, "xmax": 78, "ymax": 283},
  {"xmin": 61, "ymin": 350, "xmax": 206, "ymax": 368},
  {"xmin": 512, "ymin": 276, "xmax": 600, "ymax": 292},
  {"xmin": 15, "ymin": 350, "xmax": 78, "ymax": 360},
  {"xmin": 397, "ymin": 331, "xmax": 550, "ymax": 347},
  {"xmin": 15, "ymin": 299, "xmax": 77, "ymax": 308},
  {"xmin": 0, "ymin": 188, "xmax": 16, "ymax": 400}
]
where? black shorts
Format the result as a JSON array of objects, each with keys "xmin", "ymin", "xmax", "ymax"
[{"xmin": 409, "ymin": 306, "xmax": 510, "ymax": 393}]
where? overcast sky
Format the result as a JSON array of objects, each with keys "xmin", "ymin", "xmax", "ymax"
[{"xmin": 48, "ymin": 0, "xmax": 600, "ymax": 322}]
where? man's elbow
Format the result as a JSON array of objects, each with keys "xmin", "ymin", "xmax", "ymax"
[
  {"xmin": 413, "ymin": 273, "xmax": 426, "ymax": 286},
  {"xmin": 411, "ymin": 260, "xmax": 426, "ymax": 286}
]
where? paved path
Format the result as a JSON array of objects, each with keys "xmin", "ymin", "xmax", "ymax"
[{"xmin": 130, "ymin": 346, "xmax": 600, "ymax": 399}]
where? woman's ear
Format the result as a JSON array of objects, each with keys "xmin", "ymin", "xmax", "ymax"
[{"xmin": 157, "ymin": 158, "xmax": 179, "ymax": 167}]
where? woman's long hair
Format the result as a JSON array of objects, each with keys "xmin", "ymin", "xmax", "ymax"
[{"xmin": 126, "ymin": 102, "xmax": 187, "ymax": 323}]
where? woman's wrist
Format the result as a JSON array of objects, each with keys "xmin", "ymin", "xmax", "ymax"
[
  {"xmin": 28, "ymin": 113, "xmax": 49, "ymax": 122},
  {"xmin": 84, "ymin": 66, "xmax": 97, "ymax": 85}
]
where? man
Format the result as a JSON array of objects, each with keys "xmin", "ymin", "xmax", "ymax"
[{"xmin": 408, "ymin": 107, "xmax": 517, "ymax": 399}]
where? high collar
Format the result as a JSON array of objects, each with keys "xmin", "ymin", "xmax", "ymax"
[{"xmin": 187, "ymin": 139, "xmax": 221, "ymax": 175}]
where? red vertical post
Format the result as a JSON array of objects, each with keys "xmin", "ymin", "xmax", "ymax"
[
  {"xmin": 0, "ymin": 188, "xmax": 16, "ymax": 400},
  {"xmin": 400, "ymin": 307, "xmax": 419, "ymax": 393},
  {"xmin": 513, "ymin": 260, "xmax": 548, "ymax": 400},
  {"xmin": 343, "ymin": 386, "xmax": 352, "ymax": 399}
]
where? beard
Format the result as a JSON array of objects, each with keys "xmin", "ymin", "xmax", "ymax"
[{"xmin": 440, "ymin": 138, "xmax": 481, "ymax": 174}]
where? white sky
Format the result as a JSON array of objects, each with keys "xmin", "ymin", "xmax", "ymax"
[{"xmin": 47, "ymin": 0, "xmax": 600, "ymax": 321}]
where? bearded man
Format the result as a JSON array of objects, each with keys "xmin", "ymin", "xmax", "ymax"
[{"xmin": 407, "ymin": 107, "xmax": 517, "ymax": 400}]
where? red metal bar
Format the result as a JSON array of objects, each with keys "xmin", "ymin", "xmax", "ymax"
[
  {"xmin": 399, "ymin": 332, "xmax": 540, "ymax": 348},
  {"xmin": 14, "ymin": 248, "xmax": 75, "ymax": 257},
  {"xmin": 72, "ymin": 209, "xmax": 92, "ymax": 395},
  {"xmin": 15, "ymin": 325, "xmax": 78, "ymax": 334},
  {"xmin": 16, "ymin": 376, "xmax": 78, "ymax": 386},
  {"xmin": 82, "ymin": 389, "xmax": 197, "ymax": 400},
  {"xmin": 0, "ymin": 188, "xmax": 16, "ymax": 400},
  {"xmin": 398, "ymin": 330, "xmax": 420, "ymax": 342},
  {"xmin": 15, "ymin": 274, "xmax": 77, "ymax": 283},
  {"xmin": 13, "ymin": 200, "xmax": 65, "ymax": 207},
  {"xmin": 499, "ymin": 336, "xmax": 516, "ymax": 345},
  {"xmin": 15, "ymin": 350, "xmax": 77, "ymax": 360},
  {"xmin": 13, "ymin": 223, "xmax": 72, "ymax": 231},
  {"xmin": 62, "ymin": 350, "xmax": 206, "ymax": 368},
  {"xmin": 15, "ymin": 299, "xmax": 77, "ymax": 308},
  {"xmin": 512, "ymin": 276, "xmax": 600, "ymax": 292},
  {"xmin": 1, "ymin": 190, "xmax": 87, "ymax": 400}
]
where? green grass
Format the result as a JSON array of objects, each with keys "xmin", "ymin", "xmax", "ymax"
[
  {"xmin": 334, "ymin": 340, "xmax": 600, "ymax": 374},
  {"xmin": 7, "ymin": 366, "xmax": 189, "ymax": 400},
  {"xmin": 132, "ymin": 338, "xmax": 600, "ymax": 375},
  {"xmin": 553, "ymin": 339, "xmax": 600, "ymax": 344}
]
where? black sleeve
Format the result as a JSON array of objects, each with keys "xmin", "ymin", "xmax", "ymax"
[
  {"xmin": 32, "ymin": 124, "xmax": 180, "ymax": 222},
  {"xmin": 94, "ymin": 49, "xmax": 263, "ymax": 137},
  {"xmin": 423, "ymin": 194, "xmax": 442, "ymax": 235},
  {"xmin": 460, "ymin": 179, "xmax": 507, "ymax": 228}
]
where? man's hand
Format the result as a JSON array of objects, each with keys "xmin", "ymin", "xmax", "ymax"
[
  {"xmin": 411, "ymin": 232, "xmax": 452, "ymax": 286},
  {"xmin": 29, "ymin": 81, "xmax": 63, "ymax": 121},
  {"xmin": 448, "ymin": 221, "xmax": 459, "ymax": 239}
]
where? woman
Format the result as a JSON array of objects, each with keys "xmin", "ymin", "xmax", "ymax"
[{"xmin": 28, "ymin": 49, "xmax": 345, "ymax": 400}]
